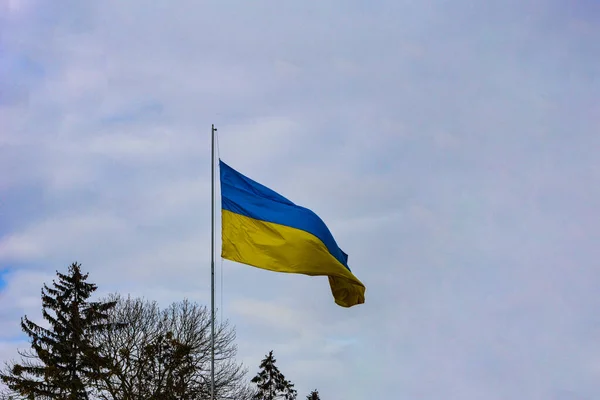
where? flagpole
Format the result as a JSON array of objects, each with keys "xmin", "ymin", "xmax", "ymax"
[{"xmin": 210, "ymin": 123, "xmax": 216, "ymax": 400}]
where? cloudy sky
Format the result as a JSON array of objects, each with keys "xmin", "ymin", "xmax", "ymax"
[{"xmin": 1, "ymin": 0, "xmax": 600, "ymax": 398}]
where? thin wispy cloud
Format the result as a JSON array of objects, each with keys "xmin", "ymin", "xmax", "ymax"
[{"xmin": 1, "ymin": 1, "xmax": 599, "ymax": 398}]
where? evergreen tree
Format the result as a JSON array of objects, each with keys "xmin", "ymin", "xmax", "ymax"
[
  {"xmin": 0, "ymin": 262, "xmax": 120, "ymax": 399},
  {"xmin": 251, "ymin": 351, "xmax": 297, "ymax": 400},
  {"xmin": 306, "ymin": 389, "xmax": 320, "ymax": 400}
]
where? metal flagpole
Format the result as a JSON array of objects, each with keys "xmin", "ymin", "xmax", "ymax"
[{"xmin": 210, "ymin": 123, "xmax": 216, "ymax": 400}]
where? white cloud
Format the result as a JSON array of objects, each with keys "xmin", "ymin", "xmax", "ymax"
[
  {"xmin": 0, "ymin": 269, "xmax": 55, "ymax": 338},
  {"xmin": 1, "ymin": 0, "xmax": 29, "ymax": 14},
  {"xmin": 1, "ymin": 0, "xmax": 600, "ymax": 398},
  {"xmin": 0, "ymin": 213, "xmax": 130, "ymax": 262}
]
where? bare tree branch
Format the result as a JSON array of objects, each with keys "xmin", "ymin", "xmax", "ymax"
[{"xmin": 91, "ymin": 294, "xmax": 253, "ymax": 400}]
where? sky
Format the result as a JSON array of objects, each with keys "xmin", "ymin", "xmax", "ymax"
[{"xmin": 1, "ymin": 0, "xmax": 600, "ymax": 399}]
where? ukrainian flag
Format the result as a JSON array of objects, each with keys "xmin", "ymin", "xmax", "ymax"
[{"xmin": 220, "ymin": 160, "xmax": 365, "ymax": 307}]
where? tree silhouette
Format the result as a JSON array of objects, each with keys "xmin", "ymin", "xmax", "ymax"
[
  {"xmin": 91, "ymin": 295, "xmax": 253, "ymax": 400},
  {"xmin": 0, "ymin": 263, "xmax": 120, "ymax": 399},
  {"xmin": 306, "ymin": 389, "xmax": 320, "ymax": 400},
  {"xmin": 251, "ymin": 351, "xmax": 297, "ymax": 400}
]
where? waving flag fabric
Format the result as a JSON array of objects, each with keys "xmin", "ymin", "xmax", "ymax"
[{"xmin": 220, "ymin": 160, "xmax": 365, "ymax": 307}]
